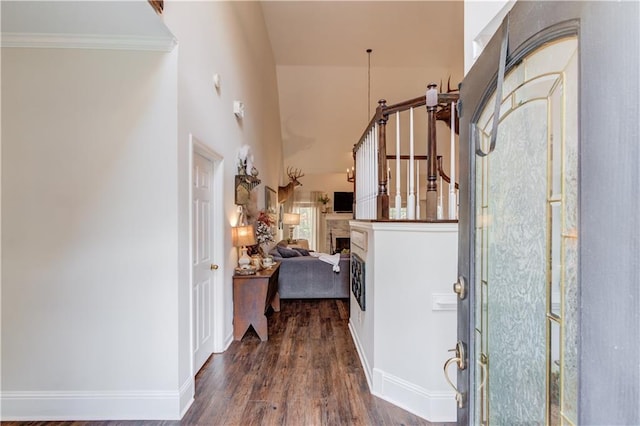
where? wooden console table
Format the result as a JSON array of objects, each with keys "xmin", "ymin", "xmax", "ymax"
[{"xmin": 233, "ymin": 262, "xmax": 280, "ymax": 341}]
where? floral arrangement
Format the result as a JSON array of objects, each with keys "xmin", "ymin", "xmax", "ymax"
[
  {"xmin": 317, "ymin": 193, "xmax": 330, "ymax": 205},
  {"xmin": 255, "ymin": 210, "xmax": 275, "ymax": 246}
]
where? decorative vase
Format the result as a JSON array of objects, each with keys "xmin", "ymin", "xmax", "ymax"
[{"xmin": 259, "ymin": 243, "xmax": 271, "ymax": 258}]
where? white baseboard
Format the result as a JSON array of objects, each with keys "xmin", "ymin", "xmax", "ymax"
[
  {"xmin": 179, "ymin": 377, "xmax": 195, "ymax": 418},
  {"xmin": 1, "ymin": 389, "xmax": 183, "ymax": 421},
  {"xmin": 372, "ymin": 368, "xmax": 456, "ymax": 422},
  {"xmin": 220, "ymin": 331, "xmax": 234, "ymax": 353},
  {"xmin": 348, "ymin": 321, "xmax": 373, "ymax": 390}
]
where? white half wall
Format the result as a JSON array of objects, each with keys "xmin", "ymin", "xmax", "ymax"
[{"xmin": 349, "ymin": 221, "xmax": 458, "ymax": 422}]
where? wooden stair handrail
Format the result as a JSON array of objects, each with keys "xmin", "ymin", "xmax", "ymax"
[
  {"xmin": 354, "ymin": 93, "xmax": 459, "ymax": 154},
  {"xmin": 353, "ymin": 91, "xmax": 460, "ymax": 220}
]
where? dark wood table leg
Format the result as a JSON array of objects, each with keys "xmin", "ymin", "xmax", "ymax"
[{"xmin": 233, "ymin": 263, "xmax": 281, "ymax": 341}]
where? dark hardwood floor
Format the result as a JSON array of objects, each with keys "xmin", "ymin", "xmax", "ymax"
[{"xmin": 4, "ymin": 299, "xmax": 453, "ymax": 426}]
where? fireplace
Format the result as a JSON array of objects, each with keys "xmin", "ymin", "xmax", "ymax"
[
  {"xmin": 334, "ymin": 237, "xmax": 350, "ymax": 254},
  {"xmin": 323, "ymin": 212, "xmax": 351, "ymax": 254}
]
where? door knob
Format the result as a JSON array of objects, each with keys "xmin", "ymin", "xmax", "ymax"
[
  {"xmin": 444, "ymin": 341, "xmax": 466, "ymax": 408},
  {"xmin": 453, "ymin": 276, "xmax": 467, "ymax": 300},
  {"xmin": 210, "ymin": 264, "xmax": 219, "ymax": 270}
]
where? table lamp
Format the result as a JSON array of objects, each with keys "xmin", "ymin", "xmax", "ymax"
[
  {"xmin": 232, "ymin": 224, "xmax": 256, "ymax": 269},
  {"xmin": 283, "ymin": 213, "xmax": 300, "ymax": 243}
]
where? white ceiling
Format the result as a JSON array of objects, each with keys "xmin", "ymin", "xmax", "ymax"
[
  {"xmin": 261, "ymin": 1, "xmax": 464, "ymax": 175},
  {"xmin": 262, "ymin": 1, "xmax": 463, "ymax": 67}
]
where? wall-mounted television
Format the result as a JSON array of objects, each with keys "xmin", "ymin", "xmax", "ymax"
[{"xmin": 333, "ymin": 191, "xmax": 354, "ymax": 213}]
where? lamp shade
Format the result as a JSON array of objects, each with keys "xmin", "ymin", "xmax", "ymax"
[
  {"xmin": 231, "ymin": 225, "xmax": 256, "ymax": 247},
  {"xmin": 283, "ymin": 213, "xmax": 301, "ymax": 226}
]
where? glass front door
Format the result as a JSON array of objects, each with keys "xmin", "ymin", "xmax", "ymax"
[{"xmin": 472, "ymin": 36, "xmax": 578, "ymax": 425}]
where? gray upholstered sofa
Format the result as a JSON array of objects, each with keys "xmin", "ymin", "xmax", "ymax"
[{"xmin": 270, "ymin": 248, "xmax": 350, "ymax": 299}]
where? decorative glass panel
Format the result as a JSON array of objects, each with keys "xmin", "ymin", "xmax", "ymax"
[
  {"xmin": 486, "ymin": 99, "xmax": 548, "ymax": 425},
  {"xmin": 550, "ymin": 202, "xmax": 562, "ymax": 317},
  {"xmin": 562, "ymin": 43, "xmax": 579, "ymax": 425},
  {"xmin": 550, "ymin": 319, "xmax": 561, "ymax": 425},
  {"xmin": 473, "ymin": 36, "xmax": 578, "ymax": 426}
]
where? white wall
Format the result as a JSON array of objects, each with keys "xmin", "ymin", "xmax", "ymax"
[
  {"xmin": 162, "ymin": 0, "xmax": 283, "ymax": 407},
  {"xmin": 278, "ymin": 65, "xmax": 464, "ymax": 176},
  {"xmin": 349, "ymin": 221, "xmax": 458, "ymax": 422},
  {"xmin": 1, "ymin": 47, "xmax": 180, "ymax": 419},
  {"xmin": 297, "ymin": 172, "xmax": 354, "ymax": 197},
  {"xmin": 1, "ymin": 1, "xmax": 283, "ymax": 421},
  {"xmin": 463, "ymin": 0, "xmax": 514, "ymax": 74}
]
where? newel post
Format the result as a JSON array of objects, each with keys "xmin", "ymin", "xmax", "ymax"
[
  {"xmin": 425, "ymin": 83, "xmax": 438, "ymax": 220},
  {"xmin": 376, "ymin": 100, "xmax": 389, "ymax": 220}
]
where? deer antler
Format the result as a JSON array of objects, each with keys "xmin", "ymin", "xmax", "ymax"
[
  {"xmin": 287, "ymin": 167, "xmax": 304, "ymax": 180},
  {"xmin": 279, "ymin": 166, "xmax": 305, "ymax": 203}
]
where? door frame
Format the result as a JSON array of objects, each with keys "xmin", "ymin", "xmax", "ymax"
[
  {"xmin": 189, "ymin": 133, "xmax": 225, "ymax": 376},
  {"xmin": 458, "ymin": 1, "xmax": 639, "ymax": 424}
]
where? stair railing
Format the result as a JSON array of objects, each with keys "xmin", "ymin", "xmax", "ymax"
[{"xmin": 352, "ymin": 85, "xmax": 459, "ymax": 221}]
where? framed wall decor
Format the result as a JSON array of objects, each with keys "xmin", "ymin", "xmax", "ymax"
[
  {"xmin": 235, "ymin": 175, "xmax": 260, "ymax": 205},
  {"xmin": 265, "ymin": 186, "xmax": 277, "ymax": 214}
]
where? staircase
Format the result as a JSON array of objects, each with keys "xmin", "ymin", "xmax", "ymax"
[{"xmin": 351, "ymin": 84, "xmax": 460, "ymax": 221}]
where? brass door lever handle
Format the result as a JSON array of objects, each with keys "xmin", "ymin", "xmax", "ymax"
[{"xmin": 443, "ymin": 341, "xmax": 467, "ymax": 408}]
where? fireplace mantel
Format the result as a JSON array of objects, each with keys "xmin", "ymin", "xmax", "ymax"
[{"xmin": 324, "ymin": 212, "xmax": 353, "ymax": 221}]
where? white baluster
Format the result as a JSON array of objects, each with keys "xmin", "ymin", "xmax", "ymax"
[
  {"xmin": 416, "ymin": 160, "xmax": 421, "ymax": 219},
  {"xmin": 407, "ymin": 107, "xmax": 416, "ymax": 219},
  {"xmin": 374, "ymin": 124, "xmax": 379, "ymax": 219},
  {"xmin": 437, "ymin": 173, "xmax": 443, "ymax": 219},
  {"xmin": 395, "ymin": 111, "xmax": 402, "ymax": 219},
  {"xmin": 449, "ymin": 101, "xmax": 457, "ymax": 220},
  {"xmin": 406, "ymin": 158, "xmax": 409, "ymax": 217},
  {"xmin": 356, "ymin": 147, "xmax": 360, "ymax": 218}
]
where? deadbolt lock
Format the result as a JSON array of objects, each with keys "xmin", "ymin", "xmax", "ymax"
[{"xmin": 453, "ymin": 276, "xmax": 467, "ymax": 300}]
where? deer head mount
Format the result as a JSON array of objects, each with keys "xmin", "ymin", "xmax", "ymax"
[
  {"xmin": 278, "ymin": 167, "xmax": 304, "ymax": 203},
  {"xmin": 434, "ymin": 77, "xmax": 460, "ymax": 134}
]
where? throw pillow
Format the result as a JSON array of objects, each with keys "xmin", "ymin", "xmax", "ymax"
[
  {"xmin": 268, "ymin": 248, "xmax": 280, "ymax": 258},
  {"xmin": 292, "ymin": 247, "xmax": 310, "ymax": 256},
  {"xmin": 277, "ymin": 246, "xmax": 302, "ymax": 258}
]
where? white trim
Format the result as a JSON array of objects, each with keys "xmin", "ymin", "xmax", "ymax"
[
  {"xmin": 218, "ymin": 331, "xmax": 234, "ymax": 354},
  {"xmin": 178, "ymin": 377, "xmax": 195, "ymax": 419},
  {"xmin": 350, "ymin": 220, "xmax": 458, "ymax": 234},
  {"xmin": 348, "ymin": 321, "xmax": 373, "ymax": 391},
  {"xmin": 0, "ymin": 390, "xmax": 181, "ymax": 421},
  {"xmin": 349, "ymin": 319, "xmax": 456, "ymax": 422},
  {"xmin": 1, "ymin": 32, "xmax": 177, "ymax": 52},
  {"xmin": 371, "ymin": 369, "xmax": 457, "ymax": 423},
  {"xmin": 189, "ymin": 135, "xmax": 226, "ymax": 366},
  {"xmin": 432, "ymin": 293, "xmax": 458, "ymax": 311}
]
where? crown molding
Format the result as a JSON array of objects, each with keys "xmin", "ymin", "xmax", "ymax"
[{"xmin": 1, "ymin": 32, "xmax": 177, "ymax": 52}]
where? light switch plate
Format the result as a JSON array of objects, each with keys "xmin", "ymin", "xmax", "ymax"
[{"xmin": 233, "ymin": 101, "xmax": 245, "ymax": 118}]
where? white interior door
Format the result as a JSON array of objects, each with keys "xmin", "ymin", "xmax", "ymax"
[{"xmin": 192, "ymin": 152, "xmax": 215, "ymax": 373}]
